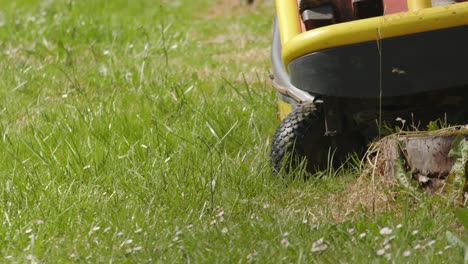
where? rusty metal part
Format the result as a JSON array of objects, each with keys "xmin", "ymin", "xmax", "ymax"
[{"xmin": 271, "ymin": 78, "xmax": 315, "ymax": 104}]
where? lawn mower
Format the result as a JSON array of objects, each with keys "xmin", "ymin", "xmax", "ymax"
[{"xmin": 270, "ymin": 0, "xmax": 468, "ymax": 174}]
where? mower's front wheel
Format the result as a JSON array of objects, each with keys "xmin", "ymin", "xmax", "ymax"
[{"xmin": 270, "ymin": 103, "xmax": 328, "ymax": 175}]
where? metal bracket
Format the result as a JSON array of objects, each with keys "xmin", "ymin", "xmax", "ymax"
[
  {"xmin": 322, "ymin": 98, "xmax": 341, "ymax": 137},
  {"xmin": 301, "ymin": 5, "xmax": 334, "ymax": 21}
]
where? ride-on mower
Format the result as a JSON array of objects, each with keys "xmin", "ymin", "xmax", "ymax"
[{"xmin": 270, "ymin": 0, "xmax": 468, "ymax": 174}]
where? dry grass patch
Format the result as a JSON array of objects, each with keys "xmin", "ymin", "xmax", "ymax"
[
  {"xmin": 207, "ymin": 0, "xmax": 263, "ymax": 18},
  {"xmin": 327, "ymin": 174, "xmax": 399, "ymax": 221},
  {"xmin": 214, "ymin": 47, "xmax": 269, "ymax": 63}
]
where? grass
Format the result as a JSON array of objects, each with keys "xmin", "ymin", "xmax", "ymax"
[{"xmin": 0, "ymin": 0, "xmax": 465, "ymax": 262}]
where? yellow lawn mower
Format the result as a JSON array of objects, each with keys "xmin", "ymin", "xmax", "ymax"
[{"xmin": 270, "ymin": 0, "xmax": 468, "ymax": 174}]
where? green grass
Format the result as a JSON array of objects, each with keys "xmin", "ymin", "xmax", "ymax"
[{"xmin": 0, "ymin": 0, "xmax": 465, "ymax": 262}]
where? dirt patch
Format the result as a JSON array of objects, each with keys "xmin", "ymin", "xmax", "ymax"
[
  {"xmin": 208, "ymin": 0, "xmax": 254, "ymax": 17},
  {"xmin": 209, "ymin": 0, "xmax": 240, "ymax": 17}
]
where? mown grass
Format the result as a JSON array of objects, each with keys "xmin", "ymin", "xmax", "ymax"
[{"xmin": 0, "ymin": 0, "xmax": 465, "ymax": 262}]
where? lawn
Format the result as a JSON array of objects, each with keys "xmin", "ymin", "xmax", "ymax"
[{"xmin": 0, "ymin": 0, "xmax": 465, "ymax": 262}]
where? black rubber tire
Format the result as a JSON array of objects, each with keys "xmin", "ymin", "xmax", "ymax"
[{"xmin": 270, "ymin": 104, "xmax": 328, "ymax": 175}]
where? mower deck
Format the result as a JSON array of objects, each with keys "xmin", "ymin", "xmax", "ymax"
[{"xmin": 288, "ymin": 25, "xmax": 468, "ymax": 98}]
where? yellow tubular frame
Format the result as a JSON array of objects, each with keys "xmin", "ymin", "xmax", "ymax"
[
  {"xmin": 275, "ymin": 0, "xmax": 302, "ymax": 47},
  {"xmin": 276, "ymin": 0, "xmax": 468, "ymax": 67},
  {"xmin": 407, "ymin": 0, "xmax": 432, "ymax": 11}
]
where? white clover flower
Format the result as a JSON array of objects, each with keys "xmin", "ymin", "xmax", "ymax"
[
  {"xmin": 311, "ymin": 238, "xmax": 327, "ymax": 252},
  {"xmin": 425, "ymin": 240, "xmax": 436, "ymax": 247},
  {"xmin": 379, "ymin": 227, "xmax": 393, "ymax": 235},
  {"xmin": 133, "ymin": 246, "xmax": 143, "ymax": 251},
  {"xmin": 247, "ymin": 250, "xmax": 258, "ymax": 260},
  {"xmin": 281, "ymin": 238, "xmax": 290, "ymax": 247}
]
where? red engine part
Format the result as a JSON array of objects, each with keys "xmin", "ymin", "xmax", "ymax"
[{"xmin": 383, "ymin": 0, "xmax": 408, "ymax": 14}]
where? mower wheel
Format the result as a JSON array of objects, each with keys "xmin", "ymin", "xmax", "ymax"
[{"xmin": 270, "ymin": 103, "xmax": 328, "ymax": 175}]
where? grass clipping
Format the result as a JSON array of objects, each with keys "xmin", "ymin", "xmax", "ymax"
[
  {"xmin": 364, "ymin": 126, "xmax": 468, "ymax": 202},
  {"xmin": 329, "ymin": 126, "xmax": 468, "ymax": 218}
]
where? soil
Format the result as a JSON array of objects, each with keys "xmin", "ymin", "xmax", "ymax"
[{"xmin": 208, "ymin": 0, "xmax": 246, "ymax": 17}]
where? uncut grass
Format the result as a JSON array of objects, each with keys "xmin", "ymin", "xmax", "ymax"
[{"xmin": 0, "ymin": 0, "xmax": 465, "ymax": 262}]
